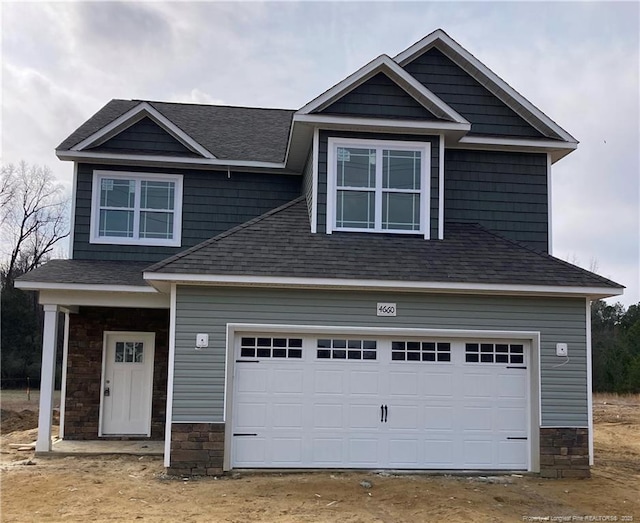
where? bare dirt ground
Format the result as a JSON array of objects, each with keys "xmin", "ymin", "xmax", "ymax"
[{"xmin": 1, "ymin": 392, "xmax": 638, "ymax": 522}]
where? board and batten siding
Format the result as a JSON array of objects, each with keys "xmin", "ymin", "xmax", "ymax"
[
  {"xmin": 317, "ymin": 131, "xmax": 440, "ymax": 238},
  {"xmin": 173, "ymin": 286, "xmax": 587, "ymax": 427},
  {"xmin": 318, "ymin": 72, "xmax": 439, "ymax": 120},
  {"xmin": 73, "ymin": 163, "xmax": 302, "ymax": 263},
  {"xmin": 403, "ymin": 48, "xmax": 546, "ymax": 138},
  {"xmin": 444, "ymin": 149, "xmax": 548, "ymax": 252}
]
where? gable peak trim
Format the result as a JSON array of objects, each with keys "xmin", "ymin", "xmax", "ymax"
[
  {"xmin": 69, "ymin": 101, "xmax": 216, "ymax": 159},
  {"xmin": 394, "ymin": 29, "xmax": 578, "ymax": 144},
  {"xmin": 297, "ymin": 54, "xmax": 468, "ymax": 126}
]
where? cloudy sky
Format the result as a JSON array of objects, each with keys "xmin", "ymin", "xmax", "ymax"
[{"xmin": 2, "ymin": 1, "xmax": 638, "ymax": 306}]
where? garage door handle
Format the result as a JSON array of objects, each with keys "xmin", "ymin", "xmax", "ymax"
[
  {"xmin": 384, "ymin": 405, "xmax": 388, "ymax": 423},
  {"xmin": 381, "ymin": 404, "xmax": 384, "ymax": 422}
]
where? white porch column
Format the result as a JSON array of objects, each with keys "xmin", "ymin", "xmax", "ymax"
[{"xmin": 36, "ymin": 304, "xmax": 59, "ymax": 452}]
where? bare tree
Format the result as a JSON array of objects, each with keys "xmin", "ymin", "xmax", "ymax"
[{"xmin": 0, "ymin": 161, "xmax": 69, "ymax": 288}]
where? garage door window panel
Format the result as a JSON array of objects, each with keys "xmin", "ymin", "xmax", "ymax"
[
  {"xmin": 391, "ymin": 341, "xmax": 451, "ymax": 362},
  {"xmin": 240, "ymin": 337, "xmax": 303, "ymax": 359},
  {"xmin": 317, "ymin": 339, "xmax": 377, "ymax": 360},
  {"xmin": 465, "ymin": 343, "xmax": 525, "ymax": 364}
]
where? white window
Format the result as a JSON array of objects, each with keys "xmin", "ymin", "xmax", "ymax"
[
  {"xmin": 90, "ymin": 170, "xmax": 183, "ymax": 246},
  {"xmin": 327, "ymin": 138, "xmax": 430, "ymax": 237}
]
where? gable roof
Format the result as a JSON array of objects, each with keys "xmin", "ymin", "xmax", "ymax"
[
  {"xmin": 297, "ymin": 54, "xmax": 468, "ymax": 125},
  {"xmin": 145, "ymin": 197, "xmax": 622, "ymax": 297},
  {"xmin": 394, "ymin": 29, "xmax": 577, "ymax": 144},
  {"xmin": 57, "ymin": 100, "xmax": 295, "ymax": 164}
]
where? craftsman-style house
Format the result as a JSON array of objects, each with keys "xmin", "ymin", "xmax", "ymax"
[{"xmin": 17, "ymin": 29, "xmax": 623, "ymax": 478}]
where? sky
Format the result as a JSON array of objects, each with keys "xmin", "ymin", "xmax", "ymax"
[{"xmin": 1, "ymin": 1, "xmax": 639, "ymax": 306}]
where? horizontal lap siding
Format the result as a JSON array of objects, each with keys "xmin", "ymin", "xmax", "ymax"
[
  {"xmin": 174, "ymin": 286, "xmax": 587, "ymax": 426},
  {"xmin": 404, "ymin": 48, "xmax": 545, "ymax": 138},
  {"xmin": 444, "ymin": 149, "xmax": 548, "ymax": 252},
  {"xmin": 73, "ymin": 164, "xmax": 302, "ymax": 262},
  {"xmin": 317, "ymin": 131, "xmax": 440, "ymax": 237},
  {"xmin": 302, "ymin": 146, "xmax": 314, "ymax": 225},
  {"xmin": 89, "ymin": 117, "xmax": 198, "ymax": 156},
  {"xmin": 319, "ymin": 73, "xmax": 438, "ymax": 120}
]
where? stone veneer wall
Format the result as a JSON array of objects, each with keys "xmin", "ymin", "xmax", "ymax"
[
  {"xmin": 167, "ymin": 423, "xmax": 225, "ymax": 476},
  {"xmin": 539, "ymin": 428, "xmax": 590, "ymax": 478},
  {"xmin": 64, "ymin": 306, "xmax": 169, "ymax": 440}
]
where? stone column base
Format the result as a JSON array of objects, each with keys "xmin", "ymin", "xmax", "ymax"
[
  {"xmin": 539, "ymin": 427, "xmax": 590, "ymax": 478},
  {"xmin": 167, "ymin": 422, "xmax": 224, "ymax": 476}
]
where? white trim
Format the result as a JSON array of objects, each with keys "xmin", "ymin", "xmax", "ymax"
[
  {"xmin": 144, "ymin": 271, "xmax": 623, "ymax": 299},
  {"xmin": 311, "ymin": 128, "xmax": 319, "ymax": 234},
  {"xmin": 36, "ymin": 289, "xmax": 169, "ymax": 310},
  {"xmin": 59, "ymin": 311, "xmax": 70, "ymax": 439},
  {"xmin": 98, "ymin": 331, "xmax": 155, "ymax": 438},
  {"xmin": 393, "ymin": 30, "xmax": 578, "ymax": 144},
  {"xmin": 459, "ymin": 136, "xmax": 577, "ymax": 150},
  {"xmin": 326, "ymin": 137, "xmax": 430, "ymax": 237},
  {"xmin": 293, "ymin": 113, "xmax": 471, "ymax": 133},
  {"xmin": 36, "ymin": 305, "xmax": 59, "ymax": 452},
  {"xmin": 297, "ymin": 54, "xmax": 468, "ymax": 124},
  {"xmin": 70, "ymin": 102, "xmax": 216, "ymax": 159},
  {"xmin": 164, "ymin": 284, "xmax": 177, "ymax": 467},
  {"xmin": 69, "ymin": 163, "xmax": 78, "ymax": 258},
  {"xmin": 438, "ymin": 134, "xmax": 445, "ymax": 240},
  {"xmin": 15, "ymin": 281, "xmax": 158, "ymax": 293},
  {"xmin": 224, "ymin": 322, "xmax": 540, "ymax": 472},
  {"xmin": 547, "ymin": 153, "xmax": 553, "ymax": 254},
  {"xmin": 586, "ymin": 298, "xmax": 594, "ymax": 466},
  {"xmin": 56, "ymin": 150, "xmax": 286, "ymax": 171},
  {"xmin": 540, "ymin": 425, "xmax": 589, "ymax": 429},
  {"xmin": 90, "ymin": 170, "xmax": 183, "ymax": 247}
]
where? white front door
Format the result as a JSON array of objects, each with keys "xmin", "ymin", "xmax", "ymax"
[
  {"xmin": 101, "ymin": 332, "xmax": 155, "ymax": 436},
  {"xmin": 231, "ymin": 334, "xmax": 530, "ymax": 470}
]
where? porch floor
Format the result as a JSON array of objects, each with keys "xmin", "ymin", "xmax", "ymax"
[{"xmin": 46, "ymin": 439, "xmax": 164, "ymax": 457}]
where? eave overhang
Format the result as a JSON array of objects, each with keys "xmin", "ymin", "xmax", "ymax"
[{"xmin": 143, "ymin": 272, "xmax": 624, "ymax": 301}]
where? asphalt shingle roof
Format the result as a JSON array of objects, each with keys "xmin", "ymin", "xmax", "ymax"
[
  {"xmin": 57, "ymin": 100, "xmax": 295, "ymax": 163},
  {"xmin": 16, "ymin": 260, "xmax": 150, "ymax": 287},
  {"xmin": 147, "ymin": 197, "xmax": 623, "ymax": 290}
]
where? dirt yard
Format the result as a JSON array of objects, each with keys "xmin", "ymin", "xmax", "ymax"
[{"xmin": 1, "ymin": 392, "xmax": 638, "ymax": 522}]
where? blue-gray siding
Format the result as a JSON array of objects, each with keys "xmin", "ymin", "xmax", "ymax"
[
  {"xmin": 89, "ymin": 117, "xmax": 198, "ymax": 157},
  {"xmin": 445, "ymin": 149, "xmax": 548, "ymax": 252},
  {"xmin": 173, "ymin": 286, "xmax": 588, "ymax": 427},
  {"xmin": 319, "ymin": 72, "xmax": 438, "ymax": 120},
  {"xmin": 302, "ymin": 145, "xmax": 314, "ymax": 226},
  {"xmin": 317, "ymin": 131, "xmax": 440, "ymax": 238},
  {"xmin": 404, "ymin": 48, "xmax": 546, "ymax": 138},
  {"xmin": 73, "ymin": 163, "xmax": 302, "ymax": 262}
]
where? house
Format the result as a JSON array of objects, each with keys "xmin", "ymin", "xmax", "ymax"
[{"xmin": 17, "ymin": 29, "xmax": 623, "ymax": 478}]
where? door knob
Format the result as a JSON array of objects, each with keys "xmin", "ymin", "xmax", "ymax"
[{"xmin": 104, "ymin": 387, "xmax": 110, "ymax": 397}]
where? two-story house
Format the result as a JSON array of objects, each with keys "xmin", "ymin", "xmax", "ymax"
[{"xmin": 17, "ymin": 29, "xmax": 623, "ymax": 478}]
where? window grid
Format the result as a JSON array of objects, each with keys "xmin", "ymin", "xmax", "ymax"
[
  {"xmin": 330, "ymin": 139, "xmax": 428, "ymax": 234},
  {"xmin": 465, "ymin": 343, "xmax": 524, "ymax": 364},
  {"xmin": 391, "ymin": 341, "xmax": 451, "ymax": 362},
  {"xmin": 317, "ymin": 339, "xmax": 377, "ymax": 360},
  {"xmin": 240, "ymin": 337, "xmax": 303, "ymax": 359}
]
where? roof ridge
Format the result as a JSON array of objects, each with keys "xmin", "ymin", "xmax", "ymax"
[
  {"xmin": 142, "ymin": 100, "xmax": 296, "ymax": 112},
  {"xmin": 464, "ymin": 222, "xmax": 623, "ymax": 289},
  {"xmin": 145, "ymin": 196, "xmax": 306, "ymax": 273}
]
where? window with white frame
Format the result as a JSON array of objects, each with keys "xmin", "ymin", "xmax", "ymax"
[
  {"xmin": 90, "ymin": 171, "xmax": 183, "ymax": 246},
  {"xmin": 327, "ymin": 138, "xmax": 429, "ymax": 235}
]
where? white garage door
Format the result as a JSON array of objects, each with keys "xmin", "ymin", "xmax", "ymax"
[{"xmin": 231, "ymin": 334, "xmax": 529, "ymax": 470}]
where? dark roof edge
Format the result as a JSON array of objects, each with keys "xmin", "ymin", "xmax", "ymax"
[
  {"xmin": 467, "ymin": 223, "xmax": 624, "ymax": 289},
  {"xmin": 145, "ymin": 196, "xmax": 306, "ymax": 273}
]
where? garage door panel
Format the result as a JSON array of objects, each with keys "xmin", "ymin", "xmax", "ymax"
[
  {"xmin": 232, "ymin": 334, "xmax": 530, "ymax": 471},
  {"xmin": 272, "ymin": 369, "xmax": 304, "ymax": 393},
  {"xmin": 313, "ymin": 404, "xmax": 343, "ymax": 429},
  {"xmin": 314, "ymin": 369, "xmax": 344, "ymax": 394}
]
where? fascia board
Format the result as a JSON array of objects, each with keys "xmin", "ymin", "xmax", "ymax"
[
  {"xmin": 143, "ymin": 272, "xmax": 624, "ymax": 299},
  {"xmin": 297, "ymin": 55, "xmax": 467, "ymax": 125},
  {"xmin": 56, "ymin": 150, "xmax": 288, "ymax": 172},
  {"xmin": 14, "ymin": 281, "xmax": 159, "ymax": 293},
  {"xmin": 450, "ymin": 136, "xmax": 577, "ymax": 163},
  {"xmin": 69, "ymin": 102, "xmax": 216, "ymax": 159},
  {"xmin": 394, "ymin": 30, "xmax": 578, "ymax": 144},
  {"xmin": 293, "ymin": 113, "xmax": 471, "ymax": 133}
]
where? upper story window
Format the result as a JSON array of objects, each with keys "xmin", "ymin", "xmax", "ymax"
[
  {"xmin": 90, "ymin": 170, "xmax": 183, "ymax": 246},
  {"xmin": 326, "ymin": 138, "xmax": 430, "ymax": 236}
]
